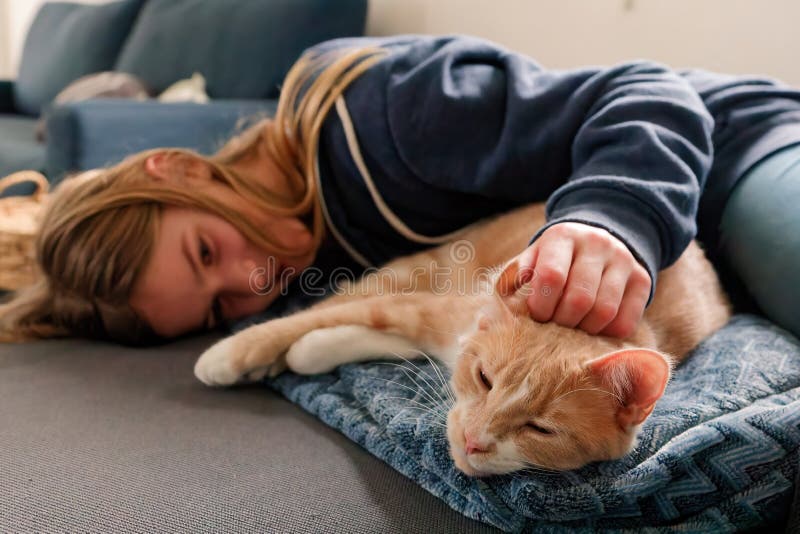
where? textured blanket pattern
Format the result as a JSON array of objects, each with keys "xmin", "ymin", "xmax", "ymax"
[{"xmin": 234, "ymin": 308, "xmax": 799, "ymax": 532}]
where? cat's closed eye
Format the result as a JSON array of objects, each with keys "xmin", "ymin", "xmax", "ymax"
[
  {"xmin": 524, "ymin": 422, "xmax": 555, "ymax": 435},
  {"xmin": 477, "ymin": 367, "xmax": 492, "ymax": 390}
]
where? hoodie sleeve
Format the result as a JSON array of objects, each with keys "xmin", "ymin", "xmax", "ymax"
[{"xmin": 363, "ymin": 35, "xmax": 714, "ymax": 298}]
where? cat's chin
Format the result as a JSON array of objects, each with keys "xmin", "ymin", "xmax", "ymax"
[{"xmin": 449, "ymin": 448, "xmax": 495, "ymax": 478}]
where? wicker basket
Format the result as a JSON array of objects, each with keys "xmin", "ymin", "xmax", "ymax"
[{"xmin": 0, "ymin": 171, "xmax": 49, "ymax": 291}]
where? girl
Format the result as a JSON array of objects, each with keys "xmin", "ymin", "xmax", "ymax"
[{"xmin": 2, "ymin": 35, "xmax": 799, "ymax": 344}]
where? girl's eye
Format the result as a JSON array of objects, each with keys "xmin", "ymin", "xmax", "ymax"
[
  {"xmin": 478, "ymin": 368, "xmax": 492, "ymax": 390},
  {"xmin": 526, "ymin": 422, "xmax": 554, "ymax": 435},
  {"xmin": 199, "ymin": 239, "xmax": 213, "ymax": 266}
]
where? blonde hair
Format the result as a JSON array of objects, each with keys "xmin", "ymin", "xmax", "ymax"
[{"xmin": 0, "ymin": 46, "xmax": 386, "ymax": 345}]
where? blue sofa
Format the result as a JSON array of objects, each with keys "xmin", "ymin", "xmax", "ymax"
[{"xmin": 0, "ymin": 0, "xmax": 367, "ymax": 195}]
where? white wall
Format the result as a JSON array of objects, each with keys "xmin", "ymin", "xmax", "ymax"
[
  {"xmin": 3, "ymin": 0, "xmax": 44, "ymax": 78},
  {"xmin": 366, "ymin": 0, "xmax": 800, "ymax": 86},
  {"xmin": 0, "ymin": 0, "xmax": 110, "ymax": 79},
  {"xmin": 0, "ymin": 0, "xmax": 9, "ymax": 78},
  {"xmin": 1, "ymin": 0, "xmax": 799, "ymax": 85}
]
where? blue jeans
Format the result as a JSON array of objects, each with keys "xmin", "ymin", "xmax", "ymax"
[{"xmin": 720, "ymin": 143, "xmax": 800, "ymax": 339}]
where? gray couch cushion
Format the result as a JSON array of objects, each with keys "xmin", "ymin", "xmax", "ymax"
[
  {"xmin": 114, "ymin": 0, "xmax": 367, "ymax": 98},
  {"xmin": 0, "ymin": 115, "xmax": 45, "ymax": 195},
  {"xmin": 13, "ymin": 0, "xmax": 144, "ymax": 116},
  {"xmin": 0, "ymin": 335, "xmax": 496, "ymax": 533}
]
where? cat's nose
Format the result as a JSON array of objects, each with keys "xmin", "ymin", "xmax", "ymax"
[{"xmin": 464, "ymin": 432, "xmax": 491, "ymax": 455}]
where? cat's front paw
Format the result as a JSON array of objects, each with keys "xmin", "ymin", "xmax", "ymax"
[
  {"xmin": 194, "ymin": 331, "xmax": 287, "ymax": 387},
  {"xmin": 194, "ymin": 336, "xmax": 242, "ymax": 386}
]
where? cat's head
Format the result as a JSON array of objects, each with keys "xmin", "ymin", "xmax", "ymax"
[{"xmin": 446, "ymin": 259, "xmax": 672, "ymax": 476}]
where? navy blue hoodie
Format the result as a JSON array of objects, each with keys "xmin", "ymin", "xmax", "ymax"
[{"xmin": 309, "ymin": 35, "xmax": 800, "ymax": 297}]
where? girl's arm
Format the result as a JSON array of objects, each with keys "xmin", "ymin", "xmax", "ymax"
[
  {"xmin": 311, "ymin": 35, "xmax": 715, "ymax": 336},
  {"xmin": 376, "ymin": 36, "xmax": 712, "ymax": 288}
]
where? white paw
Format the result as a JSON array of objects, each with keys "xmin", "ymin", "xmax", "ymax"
[
  {"xmin": 285, "ymin": 329, "xmax": 338, "ymax": 375},
  {"xmin": 194, "ymin": 337, "xmax": 242, "ymax": 386}
]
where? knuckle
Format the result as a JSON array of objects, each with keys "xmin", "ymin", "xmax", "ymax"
[
  {"xmin": 611, "ymin": 244, "xmax": 633, "ymax": 262},
  {"xmin": 563, "ymin": 290, "xmax": 594, "ymax": 314},
  {"xmin": 536, "ymin": 266, "xmax": 566, "ymax": 289},
  {"xmin": 604, "ymin": 279, "xmax": 627, "ymax": 299},
  {"xmin": 584, "ymin": 228, "xmax": 612, "ymax": 247},
  {"xmin": 592, "ymin": 301, "xmax": 619, "ymax": 323},
  {"xmin": 545, "ymin": 223, "xmax": 570, "ymax": 238},
  {"xmin": 571, "ymin": 275, "xmax": 596, "ymax": 294},
  {"xmin": 629, "ymin": 268, "xmax": 652, "ymax": 293}
]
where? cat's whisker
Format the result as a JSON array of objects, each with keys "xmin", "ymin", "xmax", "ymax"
[
  {"xmin": 394, "ymin": 414, "xmax": 450, "ymax": 430},
  {"xmin": 396, "ymin": 365, "xmax": 450, "ymax": 408},
  {"xmin": 514, "ymin": 468, "xmax": 554, "ymax": 478},
  {"xmin": 381, "ymin": 396, "xmax": 449, "ymax": 422},
  {"xmin": 404, "ymin": 420, "xmax": 449, "ymax": 431},
  {"xmin": 374, "ymin": 380, "xmax": 454, "ymax": 422},
  {"xmin": 414, "ymin": 350, "xmax": 456, "ymax": 406},
  {"xmin": 392, "ymin": 352, "xmax": 452, "ymax": 406},
  {"xmin": 374, "ymin": 360, "xmax": 450, "ymax": 407},
  {"xmin": 403, "ymin": 402, "xmax": 450, "ymax": 425},
  {"xmin": 385, "ymin": 403, "xmax": 448, "ymax": 425},
  {"xmin": 372, "ymin": 361, "xmax": 443, "ymax": 404},
  {"xmin": 371, "ymin": 375, "xmax": 434, "ymax": 401},
  {"xmin": 372, "ymin": 377, "xmax": 448, "ymax": 418},
  {"xmin": 391, "ymin": 413, "xmax": 449, "ymax": 431},
  {"xmin": 519, "ymin": 460, "xmax": 560, "ymax": 475},
  {"xmin": 376, "ymin": 355, "xmax": 444, "ymax": 398},
  {"xmin": 550, "ymin": 368, "xmax": 573, "ymax": 399},
  {"xmin": 381, "ymin": 379, "xmax": 449, "ymax": 423}
]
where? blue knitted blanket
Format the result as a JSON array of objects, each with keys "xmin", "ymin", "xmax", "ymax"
[{"xmin": 234, "ymin": 305, "xmax": 800, "ymax": 531}]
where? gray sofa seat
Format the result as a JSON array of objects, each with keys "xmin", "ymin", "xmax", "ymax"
[
  {"xmin": 0, "ymin": 115, "xmax": 45, "ymax": 183},
  {"xmin": 0, "ymin": 335, "xmax": 496, "ymax": 533}
]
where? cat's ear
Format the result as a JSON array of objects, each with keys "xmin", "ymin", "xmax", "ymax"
[
  {"xmin": 458, "ymin": 297, "xmax": 513, "ymax": 346},
  {"xmin": 492, "ymin": 253, "xmax": 535, "ymax": 317},
  {"xmin": 494, "ymin": 251, "xmax": 535, "ymax": 298},
  {"xmin": 473, "ymin": 298, "xmax": 513, "ymax": 333},
  {"xmin": 585, "ymin": 349, "xmax": 673, "ymax": 430}
]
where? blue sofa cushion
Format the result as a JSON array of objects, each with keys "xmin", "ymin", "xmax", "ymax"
[
  {"xmin": 234, "ymin": 300, "xmax": 800, "ymax": 531},
  {"xmin": 0, "ymin": 115, "xmax": 45, "ymax": 196},
  {"xmin": 44, "ymin": 98, "xmax": 278, "ymax": 180},
  {"xmin": 114, "ymin": 0, "xmax": 367, "ymax": 99},
  {"xmin": 13, "ymin": 0, "xmax": 145, "ymax": 116}
]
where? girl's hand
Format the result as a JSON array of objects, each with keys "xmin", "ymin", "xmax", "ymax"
[{"xmin": 510, "ymin": 222, "xmax": 652, "ymax": 338}]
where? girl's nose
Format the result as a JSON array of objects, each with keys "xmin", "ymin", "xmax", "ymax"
[
  {"xmin": 207, "ymin": 258, "xmax": 260, "ymax": 297},
  {"xmin": 242, "ymin": 259, "xmax": 257, "ymax": 278}
]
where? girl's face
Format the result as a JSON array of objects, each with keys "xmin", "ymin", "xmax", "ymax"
[{"xmin": 129, "ymin": 153, "xmax": 314, "ymax": 338}]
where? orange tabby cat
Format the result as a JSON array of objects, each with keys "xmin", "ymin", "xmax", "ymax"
[{"xmin": 195, "ymin": 203, "xmax": 730, "ymax": 475}]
